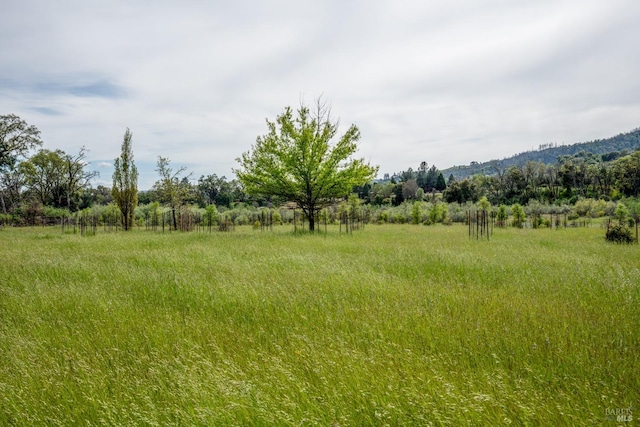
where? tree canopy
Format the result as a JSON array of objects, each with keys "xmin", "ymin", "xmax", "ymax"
[
  {"xmin": 235, "ymin": 101, "xmax": 378, "ymax": 231},
  {"xmin": 18, "ymin": 147, "xmax": 96, "ymax": 211},
  {"xmin": 0, "ymin": 114, "xmax": 43, "ymax": 170}
]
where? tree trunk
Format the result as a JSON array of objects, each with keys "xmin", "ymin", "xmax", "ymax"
[
  {"xmin": 305, "ymin": 202, "xmax": 317, "ymax": 232},
  {"xmin": 122, "ymin": 207, "xmax": 129, "ymax": 231},
  {"xmin": 309, "ymin": 213, "xmax": 315, "ymax": 231},
  {"xmin": 0, "ymin": 191, "xmax": 7, "ymax": 215},
  {"xmin": 172, "ymin": 206, "xmax": 178, "ymax": 230}
]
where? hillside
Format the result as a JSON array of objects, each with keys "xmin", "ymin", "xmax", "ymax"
[{"xmin": 442, "ymin": 128, "xmax": 640, "ymax": 180}]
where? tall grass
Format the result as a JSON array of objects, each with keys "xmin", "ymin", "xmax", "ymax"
[{"xmin": 1, "ymin": 224, "xmax": 638, "ymax": 425}]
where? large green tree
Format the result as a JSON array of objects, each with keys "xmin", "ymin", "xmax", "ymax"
[
  {"xmin": 235, "ymin": 101, "xmax": 378, "ymax": 231},
  {"xmin": 112, "ymin": 128, "xmax": 138, "ymax": 230},
  {"xmin": 613, "ymin": 151, "xmax": 640, "ymax": 197},
  {"xmin": 19, "ymin": 149, "xmax": 66, "ymax": 208},
  {"xmin": 20, "ymin": 147, "xmax": 97, "ymax": 211},
  {"xmin": 1, "ymin": 115, "xmax": 43, "ymax": 214}
]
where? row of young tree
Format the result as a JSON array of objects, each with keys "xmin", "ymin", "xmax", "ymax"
[{"xmin": 15, "ymin": 192, "xmax": 637, "ymax": 237}]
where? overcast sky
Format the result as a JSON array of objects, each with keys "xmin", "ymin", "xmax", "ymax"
[{"xmin": 2, "ymin": 0, "xmax": 640, "ymax": 189}]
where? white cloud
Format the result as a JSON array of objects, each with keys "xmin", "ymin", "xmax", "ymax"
[{"xmin": 2, "ymin": 0, "xmax": 640, "ymax": 189}]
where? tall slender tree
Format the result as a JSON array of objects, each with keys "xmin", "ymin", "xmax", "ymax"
[{"xmin": 112, "ymin": 128, "xmax": 138, "ymax": 230}]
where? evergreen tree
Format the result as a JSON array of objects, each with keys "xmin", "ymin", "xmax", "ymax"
[
  {"xmin": 112, "ymin": 128, "xmax": 138, "ymax": 230},
  {"xmin": 435, "ymin": 172, "xmax": 447, "ymax": 191},
  {"xmin": 425, "ymin": 165, "xmax": 439, "ymax": 190}
]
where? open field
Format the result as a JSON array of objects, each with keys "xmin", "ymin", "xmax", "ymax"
[{"xmin": 0, "ymin": 224, "xmax": 638, "ymax": 425}]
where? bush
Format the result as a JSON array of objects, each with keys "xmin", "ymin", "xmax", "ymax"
[
  {"xmin": 615, "ymin": 202, "xmax": 629, "ymax": 222},
  {"xmin": 272, "ymin": 211, "xmax": 283, "ymax": 225},
  {"xmin": 234, "ymin": 214, "xmax": 249, "ymax": 226},
  {"xmin": 411, "ymin": 202, "xmax": 423, "ymax": 224},
  {"xmin": 511, "ymin": 203, "xmax": 526, "ymax": 228},
  {"xmin": 591, "ymin": 199, "xmax": 607, "ymax": 218},
  {"xmin": 0, "ymin": 213, "xmax": 11, "ymax": 226},
  {"xmin": 532, "ymin": 216, "xmax": 546, "ymax": 228},
  {"xmin": 604, "ymin": 201, "xmax": 617, "ymax": 217},
  {"xmin": 574, "ymin": 198, "xmax": 592, "ymax": 217},
  {"xmin": 448, "ymin": 205, "xmax": 467, "ymax": 223},
  {"xmin": 218, "ymin": 217, "xmax": 234, "ymax": 232},
  {"xmin": 606, "ymin": 222, "xmax": 634, "ymax": 244},
  {"xmin": 427, "ymin": 202, "xmax": 448, "ymax": 224}
]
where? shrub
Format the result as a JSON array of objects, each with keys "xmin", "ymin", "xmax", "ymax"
[
  {"xmin": 590, "ymin": 199, "xmax": 607, "ymax": 218},
  {"xmin": 272, "ymin": 210, "xmax": 283, "ymax": 225},
  {"xmin": 604, "ymin": 201, "xmax": 617, "ymax": 217},
  {"xmin": 234, "ymin": 214, "xmax": 249, "ymax": 226},
  {"xmin": 204, "ymin": 205, "xmax": 219, "ymax": 225},
  {"xmin": 511, "ymin": 203, "xmax": 526, "ymax": 228},
  {"xmin": 615, "ymin": 202, "xmax": 629, "ymax": 222},
  {"xmin": 496, "ymin": 205, "xmax": 508, "ymax": 227},
  {"xmin": 606, "ymin": 222, "xmax": 634, "ymax": 244},
  {"xmin": 411, "ymin": 201, "xmax": 423, "ymax": 224},
  {"xmin": 218, "ymin": 217, "xmax": 234, "ymax": 232},
  {"xmin": 428, "ymin": 202, "xmax": 447, "ymax": 224}
]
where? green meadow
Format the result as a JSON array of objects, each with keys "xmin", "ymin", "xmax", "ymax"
[{"xmin": 1, "ymin": 224, "xmax": 638, "ymax": 425}]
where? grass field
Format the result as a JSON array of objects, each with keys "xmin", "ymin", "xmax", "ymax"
[{"xmin": 1, "ymin": 224, "xmax": 638, "ymax": 425}]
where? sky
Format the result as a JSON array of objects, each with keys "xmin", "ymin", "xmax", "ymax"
[{"xmin": 2, "ymin": 0, "xmax": 640, "ymax": 190}]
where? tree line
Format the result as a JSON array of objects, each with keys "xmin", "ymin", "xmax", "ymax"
[
  {"xmin": 440, "ymin": 150, "xmax": 640, "ymax": 206},
  {"xmin": 442, "ymin": 127, "xmax": 640, "ymax": 180},
  {"xmin": 2, "ymin": 109, "xmax": 639, "ymax": 233},
  {"xmin": 1, "ymin": 102, "xmax": 378, "ymax": 231}
]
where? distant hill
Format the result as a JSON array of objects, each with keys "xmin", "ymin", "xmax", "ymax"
[{"xmin": 441, "ymin": 128, "xmax": 640, "ymax": 180}]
